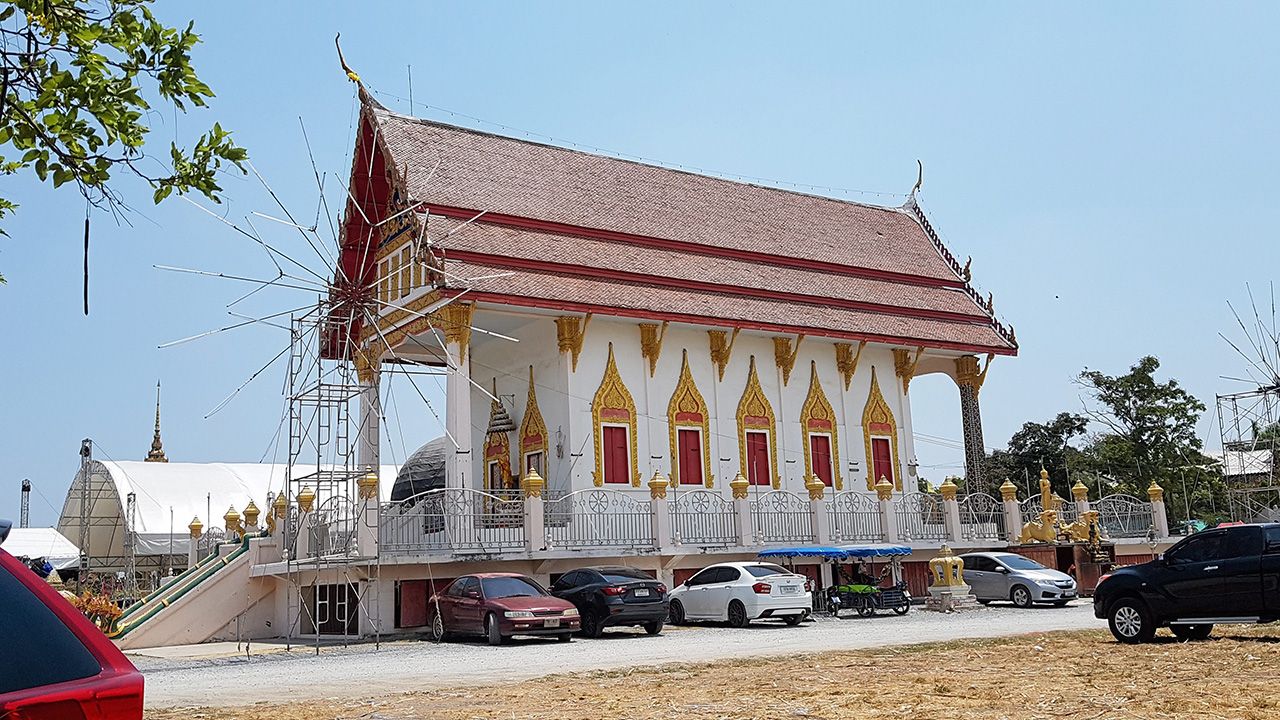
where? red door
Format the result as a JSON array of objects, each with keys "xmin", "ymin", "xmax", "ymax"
[
  {"xmin": 871, "ymin": 437, "xmax": 894, "ymax": 487},
  {"xmin": 677, "ymin": 429, "xmax": 703, "ymax": 485},
  {"xmin": 603, "ymin": 425, "xmax": 629, "ymax": 484},
  {"xmin": 746, "ymin": 431, "xmax": 770, "ymax": 485},
  {"xmin": 810, "ymin": 435, "xmax": 833, "ymax": 486}
]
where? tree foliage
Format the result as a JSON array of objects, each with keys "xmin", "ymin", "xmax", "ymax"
[
  {"xmin": 982, "ymin": 412, "xmax": 1089, "ymax": 498},
  {"xmin": 0, "ymin": 0, "xmax": 246, "ymax": 280},
  {"xmin": 983, "ymin": 356, "xmax": 1228, "ymax": 525}
]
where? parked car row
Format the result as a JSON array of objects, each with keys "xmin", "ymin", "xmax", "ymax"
[{"xmin": 427, "ymin": 561, "xmax": 814, "ymax": 645}]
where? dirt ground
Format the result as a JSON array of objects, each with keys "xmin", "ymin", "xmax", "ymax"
[{"xmin": 147, "ymin": 626, "xmax": 1280, "ymax": 720}]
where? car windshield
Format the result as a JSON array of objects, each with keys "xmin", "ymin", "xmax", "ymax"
[
  {"xmin": 743, "ymin": 564, "xmax": 789, "ymax": 578},
  {"xmin": 601, "ymin": 569, "xmax": 651, "ymax": 583},
  {"xmin": 481, "ymin": 576, "xmax": 546, "ymax": 599},
  {"xmin": 999, "ymin": 556, "xmax": 1045, "ymax": 571}
]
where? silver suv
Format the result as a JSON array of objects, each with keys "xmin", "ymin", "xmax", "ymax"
[{"xmin": 960, "ymin": 551, "xmax": 1077, "ymax": 607}]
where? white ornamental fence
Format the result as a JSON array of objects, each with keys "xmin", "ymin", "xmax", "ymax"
[
  {"xmin": 828, "ymin": 492, "xmax": 882, "ymax": 542},
  {"xmin": 1094, "ymin": 494, "xmax": 1154, "ymax": 538},
  {"xmin": 671, "ymin": 490, "xmax": 738, "ymax": 547},
  {"xmin": 958, "ymin": 493, "xmax": 1005, "ymax": 541},
  {"xmin": 544, "ymin": 489, "xmax": 654, "ymax": 548},
  {"xmin": 751, "ymin": 490, "xmax": 813, "ymax": 544},
  {"xmin": 379, "ymin": 488, "xmax": 525, "ymax": 554}
]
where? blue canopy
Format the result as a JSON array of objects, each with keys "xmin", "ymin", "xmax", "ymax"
[
  {"xmin": 757, "ymin": 546, "xmax": 849, "ymax": 559},
  {"xmin": 838, "ymin": 544, "xmax": 912, "ymax": 558},
  {"xmin": 757, "ymin": 545, "xmax": 913, "ymax": 560}
]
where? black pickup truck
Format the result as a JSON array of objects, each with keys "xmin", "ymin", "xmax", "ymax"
[{"xmin": 1094, "ymin": 523, "xmax": 1280, "ymax": 643}]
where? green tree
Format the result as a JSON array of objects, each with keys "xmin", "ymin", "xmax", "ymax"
[
  {"xmin": 982, "ymin": 412, "xmax": 1089, "ymax": 498},
  {"xmin": 0, "ymin": 0, "xmax": 246, "ymax": 281},
  {"xmin": 1075, "ymin": 356, "xmax": 1225, "ymax": 524}
]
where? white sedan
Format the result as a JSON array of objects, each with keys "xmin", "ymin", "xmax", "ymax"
[{"xmin": 668, "ymin": 562, "xmax": 811, "ymax": 627}]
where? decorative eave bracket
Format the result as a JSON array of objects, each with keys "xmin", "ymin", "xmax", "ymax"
[
  {"xmin": 834, "ymin": 341, "xmax": 866, "ymax": 391},
  {"xmin": 708, "ymin": 328, "xmax": 740, "ymax": 381},
  {"xmin": 555, "ymin": 313, "xmax": 592, "ymax": 372},
  {"xmin": 773, "ymin": 334, "xmax": 805, "ymax": 386},
  {"xmin": 638, "ymin": 321, "xmax": 669, "ymax": 378},
  {"xmin": 892, "ymin": 346, "xmax": 925, "ymax": 395}
]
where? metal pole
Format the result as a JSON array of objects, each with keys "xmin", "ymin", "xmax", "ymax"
[{"xmin": 78, "ymin": 439, "xmax": 92, "ymax": 593}]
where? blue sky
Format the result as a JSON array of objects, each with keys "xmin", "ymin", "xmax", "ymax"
[{"xmin": 3, "ymin": 2, "xmax": 1277, "ymax": 527}]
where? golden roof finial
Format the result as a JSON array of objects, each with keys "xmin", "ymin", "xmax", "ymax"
[{"xmin": 145, "ymin": 381, "xmax": 168, "ymax": 463}]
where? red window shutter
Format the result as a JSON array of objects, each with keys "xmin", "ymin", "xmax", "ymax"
[
  {"xmin": 872, "ymin": 437, "xmax": 894, "ymax": 486},
  {"xmin": 810, "ymin": 435, "xmax": 833, "ymax": 486},
  {"xmin": 746, "ymin": 431, "xmax": 771, "ymax": 486},
  {"xmin": 678, "ymin": 429, "xmax": 703, "ymax": 485},
  {"xmin": 604, "ymin": 426, "xmax": 629, "ymax": 484}
]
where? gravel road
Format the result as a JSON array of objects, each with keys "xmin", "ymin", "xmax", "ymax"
[{"xmin": 137, "ymin": 602, "xmax": 1100, "ymax": 708}]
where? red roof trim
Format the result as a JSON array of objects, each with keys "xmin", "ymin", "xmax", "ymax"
[
  {"xmin": 423, "ymin": 204, "xmax": 967, "ymax": 290},
  {"xmin": 446, "ymin": 249, "xmax": 989, "ymax": 324},
  {"xmin": 447, "ymin": 289, "xmax": 1017, "ymax": 357}
]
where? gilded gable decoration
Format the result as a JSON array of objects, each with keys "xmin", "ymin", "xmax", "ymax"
[
  {"xmin": 483, "ymin": 380, "xmax": 515, "ymax": 491},
  {"xmin": 708, "ymin": 328, "xmax": 740, "ymax": 381},
  {"xmin": 591, "ymin": 342, "xmax": 640, "ymax": 487},
  {"xmin": 736, "ymin": 355, "xmax": 780, "ymax": 489},
  {"xmin": 862, "ymin": 366, "xmax": 902, "ymax": 491},
  {"xmin": 892, "ymin": 346, "xmax": 925, "ymax": 395},
  {"xmin": 519, "ymin": 365, "xmax": 548, "ymax": 468},
  {"xmin": 834, "ymin": 341, "xmax": 865, "ymax": 391},
  {"xmin": 800, "ymin": 361, "xmax": 842, "ymax": 490},
  {"xmin": 638, "ymin": 321, "xmax": 669, "ymax": 378},
  {"xmin": 773, "ymin": 335, "xmax": 804, "ymax": 386},
  {"xmin": 556, "ymin": 314, "xmax": 592, "ymax": 372},
  {"xmin": 667, "ymin": 350, "xmax": 713, "ymax": 488}
]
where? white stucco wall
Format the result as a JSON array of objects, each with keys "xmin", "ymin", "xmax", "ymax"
[{"xmin": 465, "ymin": 312, "xmax": 923, "ymax": 498}]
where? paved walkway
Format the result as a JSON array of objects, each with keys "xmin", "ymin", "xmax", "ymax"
[{"xmin": 137, "ymin": 602, "xmax": 1100, "ymax": 708}]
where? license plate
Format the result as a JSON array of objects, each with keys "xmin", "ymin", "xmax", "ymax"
[
  {"xmin": 544, "ymin": 618, "xmax": 561, "ymax": 628},
  {"xmin": 1064, "ymin": 591, "xmax": 1076, "ymax": 597},
  {"xmin": 634, "ymin": 588, "xmax": 650, "ymax": 597},
  {"xmin": 781, "ymin": 585, "xmax": 799, "ymax": 594}
]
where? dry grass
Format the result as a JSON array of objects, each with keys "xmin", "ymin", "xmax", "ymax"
[{"xmin": 147, "ymin": 626, "xmax": 1280, "ymax": 719}]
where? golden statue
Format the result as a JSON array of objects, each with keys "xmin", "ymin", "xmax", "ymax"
[
  {"xmin": 1018, "ymin": 469, "xmax": 1060, "ymax": 544},
  {"xmin": 1062, "ymin": 510, "xmax": 1105, "ymax": 544}
]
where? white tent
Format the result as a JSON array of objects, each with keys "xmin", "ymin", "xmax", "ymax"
[
  {"xmin": 2, "ymin": 527, "xmax": 81, "ymax": 570},
  {"xmin": 57, "ymin": 460, "xmax": 399, "ymax": 569}
]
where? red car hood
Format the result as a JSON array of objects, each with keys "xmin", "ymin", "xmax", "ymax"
[{"xmin": 491, "ymin": 595, "xmax": 574, "ymax": 613}]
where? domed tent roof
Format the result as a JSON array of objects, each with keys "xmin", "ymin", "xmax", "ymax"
[{"xmin": 392, "ymin": 436, "xmax": 448, "ymax": 501}]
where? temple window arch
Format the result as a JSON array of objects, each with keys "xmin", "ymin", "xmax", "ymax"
[
  {"xmin": 518, "ymin": 366, "xmax": 548, "ymax": 478},
  {"xmin": 862, "ymin": 366, "xmax": 902, "ymax": 491},
  {"xmin": 667, "ymin": 350, "xmax": 713, "ymax": 488},
  {"xmin": 800, "ymin": 361, "xmax": 842, "ymax": 490},
  {"xmin": 736, "ymin": 355, "xmax": 779, "ymax": 488},
  {"xmin": 591, "ymin": 343, "xmax": 640, "ymax": 487},
  {"xmin": 482, "ymin": 379, "xmax": 516, "ymax": 492}
]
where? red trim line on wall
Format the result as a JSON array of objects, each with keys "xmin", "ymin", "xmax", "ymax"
[
  {"xmin": 445, "ymin": 289, "xmax": 1017, "ymax": 357},
  {"xmin": 446, "ymin": 250, "xmax": 988, "ymax": 324},
  {"xmin": 422, "ymin": 204, "xmax": 966, "ymax": 290}
]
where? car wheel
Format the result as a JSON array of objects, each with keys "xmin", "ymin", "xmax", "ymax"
[
  {"xmin": 485, "ymin": 613, "xmax": 504, "ymax": 646},
  {"xmin": 1010, "ymin": 585, "xmax": 1033, "ymax": 608},
  {"xmin": 556, "ymin": 632, "xmax": 573, "ymax": 643},
  {"xmin": 1108, "ymin": 597, "xmax": 1156, "ymax": 644},
  {"xmin": 727, "ymin": 600, "xmax": 749, "ymax": 628},
  {"xmin": 430, "ymin": 613, "xmax": 447, "ymax": 643},
  {"xmin": 668, "ymin": 600, "xmax": 687, "ymax": 626},
  {"xmin": 580, "ymin": 613, "xmax": 604, "ymax": 639},
  {"xmin": 643, "ymin": 620, "xmax": 664, "ymax": 635},
  {"xmin": 1171, "ymin": 624, "xmax": 1213, "ymax": 641},
  {"xmin": 783, "ymin": 613, "xmax": 804, "ymax": 626}
]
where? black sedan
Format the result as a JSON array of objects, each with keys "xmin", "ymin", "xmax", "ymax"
[{"xmin": 550, "ymin": 566, "xmax": 668, "ymax": 638}]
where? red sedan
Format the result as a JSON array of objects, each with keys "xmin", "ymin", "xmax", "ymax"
[
  {"xmin": 429, "ymin": 572, "xmax": 579, "ymax": 645},
  {"xmin": 0, "ymin": 519, "xmax": 144, "ymax": 719}
]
